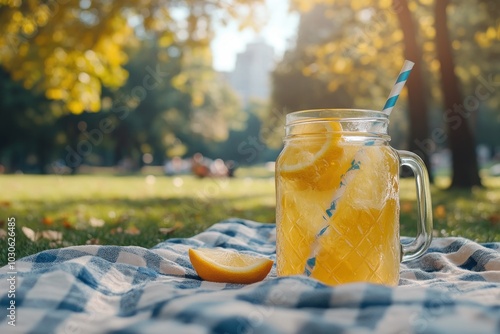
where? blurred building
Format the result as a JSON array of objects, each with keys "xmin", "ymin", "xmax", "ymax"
[{"xmin": 228, "ymin": 39, "xmax": 275, "ymax": 105}]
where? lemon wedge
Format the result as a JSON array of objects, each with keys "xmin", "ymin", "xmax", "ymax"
[
  {"xmin": 189, "ymin": 248, "xmax": 273, "ymax": 284},
  {"xmin": 278, "ymin": 121, "xmax": 343, "ymax": 190}
]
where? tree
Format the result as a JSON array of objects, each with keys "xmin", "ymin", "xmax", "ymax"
[
  {"xmin": 0, "ymin": 67, "xmax": 60, "ymax": 173},
  {"xmin": 434, "ymin": 0, "xmax": 481, "ymax": 188},
  {"xmin": 0, "ymin": 0, "xmax": 263, "ymax": 113},
  {"xmin": 60, "ymin": 40, "xmax": 244, "ymax": 170},
  {"xmin": 212, "ymin": 100, "xmax": 281, "ymax": 165},
  {"xmin": 121, "ymin": 41, "xmax": 243, "ymax": 160},
  {"xmin": 394, "ymin": 0, "xmax": 432, "ymax": 181},
  {"xmin": 0, "ymin": 37, "xmax": 245, "ymax": 173}
]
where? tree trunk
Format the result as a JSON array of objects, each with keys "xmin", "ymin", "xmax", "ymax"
[
  {"xmin": 394, "ymin": 0, "xmax": 433, "ymax": 182},
  {"xmin": 434, "ymin": 0, "xmax": 482, "ymax": 189}
]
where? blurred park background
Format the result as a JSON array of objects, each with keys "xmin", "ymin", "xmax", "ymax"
[{"xmin": 0, "ymin": 0, "xmax": 499, "ymax": 262}]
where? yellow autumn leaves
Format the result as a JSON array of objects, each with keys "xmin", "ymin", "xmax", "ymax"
[{"xmin": 0, "ymin": 0, "xmax": 263, "ymax": 114}]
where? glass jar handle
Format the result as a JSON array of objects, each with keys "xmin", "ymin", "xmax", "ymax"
[{"xmin": 398, "ymin": 150, "xmax": 433, "ymax": 262}]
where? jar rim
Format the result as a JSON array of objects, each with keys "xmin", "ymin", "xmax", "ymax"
[{"xmin": 286, "ymin": 109, "xmax": 389, "ymax": 125}]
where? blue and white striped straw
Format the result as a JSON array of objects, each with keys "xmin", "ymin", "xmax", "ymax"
[
  {"xmin": 382, "ymin": 60, "xmax": 415, "ymax": 115},
  {"xmin": 303, "ymin": 60, "xmax": 415, "ymax": 277},
  {"xmin": 304, "ymin": 151, "xmax": 364, "ymax": 277}
]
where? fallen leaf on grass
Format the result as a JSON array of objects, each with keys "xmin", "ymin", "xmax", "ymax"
[
  {"xmin": 159, "ymin": 227, "xmax": 176, "ymax": 235},
  {"xmin": 110, "ymin": 227, "xmax": 123, "ymax": 235},
  {"xmin": 488, "ymin": 214, "xmax": 500, "ymax": 226},
  {"xmin": 117, "ymin": 214, "xmax": 130, "ymax": 224},
  {"xmin": 22, "ymin": 226, "xmax": 62, "ymax": 242},
  {"xmin": 62, "ymin": 220, "xmax": 73, "ymax": 229},
  {"xmin": 0, "ymin": 201, "xmax": 11, "ymax": 208},
  {"xmin": 0, "ymin": 229, "xmax": 7, "ymax": 239},
  {"xmin": 124, "ymin": 226, "xmax": 141, "ymax": 235},
  {"xmin": 41, "ymin": 230, "xmax": 62, "ymax": 241},
  {"xmin": 22, "ymin": 226, "xmax": 37, "ymax": 241},
  {"xmin": 434, "ymin": 205, "xmax": 447, "ymax": 219},
  {"xmin": 159, "ymin": 222, "xmax": 184, "ymax": 235},
  {"xmin": 401, "ymin": 202, "xmax": 413, "ymax": 213},
  {"xmin": 89, "ymin": 217, "xmax": 105, "ymax": 227},
  {"xmin": 47, "ymin": 240, "xmax": 72, "ymax": 248},
  {"xmin": 86, "ymin": 238, "xmax": 101, "ymax": 245},
  {"xmin": 42, "ymin": 217, "xmax": 54, "ymax": 226}
]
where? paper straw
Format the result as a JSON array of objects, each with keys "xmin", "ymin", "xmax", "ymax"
[
  {"xmin": 304, "ymin": 151, "xmax": 364, "ymax": 276},
  {"xmin": 303, "ymin": 60, "xmax": 415, "ymax": 277},
  {"xmin": 382, "ymin": 60, "xmax": 414, "ymax": 115}
]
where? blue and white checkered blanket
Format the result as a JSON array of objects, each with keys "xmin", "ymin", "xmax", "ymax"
[{"xmin": 1, "ymin": 219, "xmax": 500, "ymax": 333}]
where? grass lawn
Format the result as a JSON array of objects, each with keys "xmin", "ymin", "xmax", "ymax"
[{"xmin": 1, "ymin": 167, "xmax": 499, "ymax": 266}]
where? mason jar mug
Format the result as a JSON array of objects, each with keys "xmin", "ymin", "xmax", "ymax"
[{"xmin": 275, "ymin": 109, "xmax": 433, "ymax": 286}]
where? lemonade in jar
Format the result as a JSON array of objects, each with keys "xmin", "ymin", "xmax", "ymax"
[{"xmin": 275, "ymin": 109, "xmax": 432, "ymax": 286}]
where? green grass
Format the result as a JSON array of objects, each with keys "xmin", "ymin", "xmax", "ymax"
[
  {"xmin": 399, "ymin": 173, "xmax": 500, "ymax": 242},
  {"xmin": 1, "ymin": 168, "xmax": 499, "ymax": 266}
]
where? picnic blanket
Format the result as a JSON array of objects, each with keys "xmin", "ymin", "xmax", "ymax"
[{"xmin": 1, "ymin": 218, "xmax": 499, "ymax": 334}]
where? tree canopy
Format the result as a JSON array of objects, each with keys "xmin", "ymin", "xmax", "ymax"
[
  {"xmin": 283, "ymin": 0, "xmax": 499, "ymax": 111},
  {"xmin": 0, "ymin": 0, "xmax": 263, "ymax": 113},
  {"xmin": 0, "ymin": 1, "xmax": 276, "ymax": 173}
]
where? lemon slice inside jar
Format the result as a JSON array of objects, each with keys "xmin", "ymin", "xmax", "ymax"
[{"xmin": 278, "ymin": 121, "xmax": 343, "ymax": 190}]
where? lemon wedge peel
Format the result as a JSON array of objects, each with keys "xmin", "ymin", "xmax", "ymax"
[
  {"xmin": 278, "ymin": 121, "xmax": 344, "ymax": 191},
  {"xmin": 279, "ymin": 121, "xmax": 343, "ymax": 176},
  {"xmin": 189, "ymin": 248, "xmax": 274, "ymax": 284}
]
